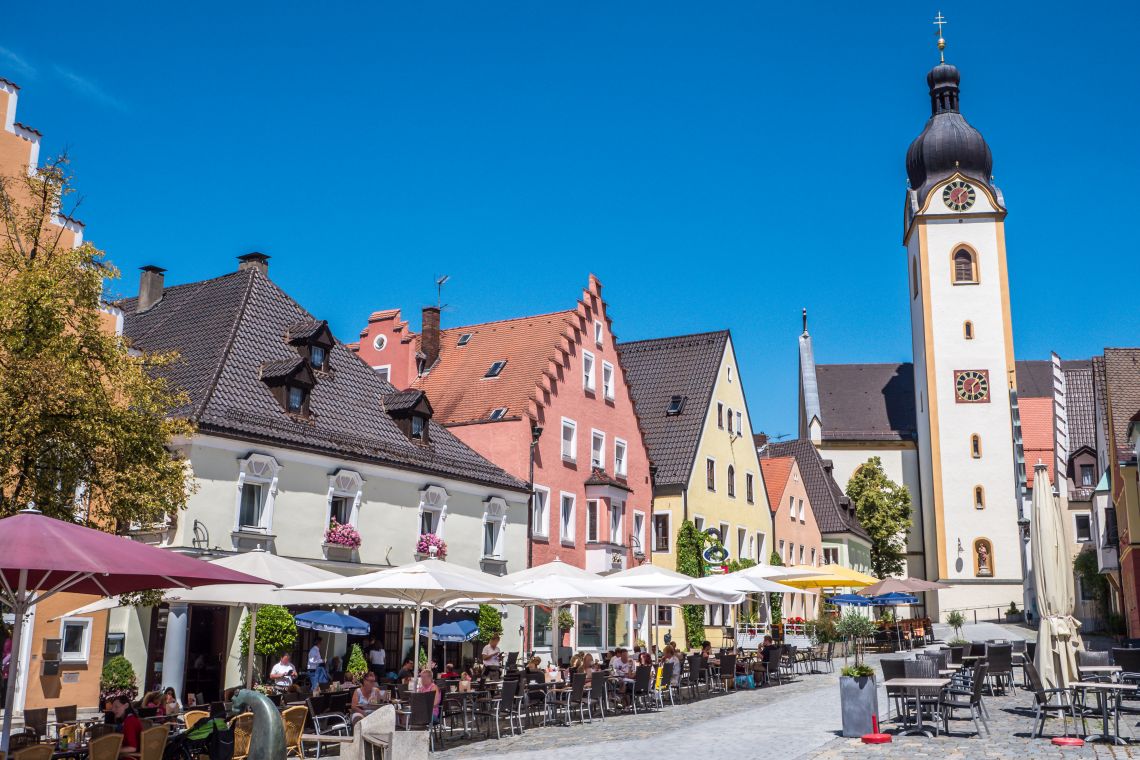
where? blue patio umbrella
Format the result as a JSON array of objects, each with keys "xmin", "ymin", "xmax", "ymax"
[
  {"xmin": 827, "ymin": 594, "xmax": 873, "ymax": 606},
  {"xmin": 294, "ymin": 609, "xmax": 370, "ymax": 636},
  {"xmin": 418, "ymin": 619, "xmax": 479, "ymax": 643},
  {"xmin": 870, "ymin": 593, "xmax": 920, "ymax": 606}
]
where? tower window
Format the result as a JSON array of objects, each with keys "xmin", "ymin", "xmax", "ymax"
[
  {"xmin": 953, "ymin": 249, "xmax": 978, "ymax": 284},
  {"xmin": 963, "ymin": 321, "xmax": 974, "ymax": 339},
  {"xmin": 973, "ymin": 485, "xmax": 985, "ymax": 509},
  {"xmin": 970, "ymin": 434, "xmax": 982, "ymax": 459}
]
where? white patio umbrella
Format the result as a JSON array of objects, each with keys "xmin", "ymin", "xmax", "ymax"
[
  {"xmin": 1030, "ymin": 462, "xmax": 1084, "ymax": 689},
  {"xmin": 54, "ymin": 549, "xmax": 405, "ymax": 687},
  {"xmin": 287, "ymin": 559, "xmax": 540, "ymax": 677},
  {"xmin": 599, "ymin": 564, "xmax": 744, "ymax": 651},
  {"xmin": 729, "ymin": 563, "xmax": 822, "ymax": 582},
  {"xmin": 696, "ymin": 572, "xmax": 808, "ymax": 596}
]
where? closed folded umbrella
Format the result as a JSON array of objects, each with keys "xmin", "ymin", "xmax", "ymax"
[
  {"xmin": 1031, "ymin": 462, "xmax": 1083, "ymax": 689},
  {"xmin": 0, "ymin": 509, "xmax": 267, "ymax": 751}
]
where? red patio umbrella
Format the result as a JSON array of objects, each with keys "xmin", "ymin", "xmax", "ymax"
[{"xmin": 0, "ymin": 509, "xmax": 269, "ymax": 751}]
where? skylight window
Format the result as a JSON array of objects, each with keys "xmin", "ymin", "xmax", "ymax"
[
  {"xmin": 458, "ymin": 333, "xmax": 473, "ymax": 346},
  {"xmin": 489, "ymin": 407, "xmax": 508, "ymax": 421},
  {"xmin": 666, "ymin": 395, "xmax": 686, "ymax": 415},
  {"xmin": 485, "ymin": 360, "xmax": 507, "ymax": 378}
]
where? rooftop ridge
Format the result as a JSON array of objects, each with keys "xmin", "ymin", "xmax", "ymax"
[
  {"xmin": 437, "ymin": 308, "xmax": 577, "ymax": 334},
  {"xmin": 619, "ymin": 329, "xmax": 731, "ymax": 350}
]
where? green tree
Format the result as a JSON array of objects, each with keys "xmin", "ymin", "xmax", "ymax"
[
  {"xmin": 1074, "ymin": 549, "xmax": 1110, "ymax": 627},
  {"xmin": 0, "ymin": 158, "xmax": 193, "ymax": 524},
  {"xmin": 345, "ymin": 644, "xmax": 368, "ymax": 681},
  {"xmin": 238, "ymin": 605, "xmax": 297, "ymax": 682},
  {"xmin": 768, "ymin": 551, "xmax": 784, "ymax": 624},
  {"xmin": 845, "ymin": 457, "xmax": 912, "ymax": 578},
  {"xmin": 676, "ymin": 519, "xmax": 711, "ymax": 649},
  {"xmin": 476, "ymin": 604, "xmax": 504, "ymax": 641},
  {"xmin": 99, "ymin": 655, "xmax": 137, "ymax": 702}
]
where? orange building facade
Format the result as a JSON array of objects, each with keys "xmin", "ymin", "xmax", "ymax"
[{"xmin": 760, "ymin": 456, "xmax": 823, "ymax": 619}]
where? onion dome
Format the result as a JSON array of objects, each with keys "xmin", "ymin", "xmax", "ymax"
[{"xmin": 905, "ymin": 62, "xmax": 994, "ymax": 205}]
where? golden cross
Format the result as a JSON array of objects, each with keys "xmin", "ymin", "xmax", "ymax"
[{"xmin": 933, "ymin": 11, "xmax": 947, "ymax": 63}]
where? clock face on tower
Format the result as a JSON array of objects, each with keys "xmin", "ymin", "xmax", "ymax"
[
  {"xmin": 954, "ymin": 369, "xmax": 991, "ymax": 403},
  {"xmin": 943, "ymin": 180, "xmax": 977, "ymax": 212}
]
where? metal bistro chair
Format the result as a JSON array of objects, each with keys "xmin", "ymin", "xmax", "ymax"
[
  {"xmin": 586, "ymin": 670, "xmax": 610, "ymax": 720},
  {"xmin": 985, "ymin": 644, "xmax": 1014, "ymax": 695},
  {"xmin": 303, "ymin": 694, "xmax": 350, "ymax": 759},
  {"xmin": 1112, "ymin": 647, "xmax": 1140, "ymax": 689},
  {"xmin": 880, "ymin": 658, "xmax": 910, "ymax": 723},
  {"xmin": 630, "ymin": 665, "xmax": 655, "ymax": 714},
  {"xmin": 939, "ymin": 663, "xmax": 990, "ymax": 737},
  {"xmin": 654, "ymin": 662, "xmax": 675, "ymax": 708},
  {"xmin": 402, "ymin": 691, "xmax": 443, "ymax": 752},
  {"xmin": 553, "ymin": 672, "xmax": 589, "ymax": 726},
  {"xmin": 680, "ymin": 654, "xmax": 704, "ymax": 701},
  {"xmin": 811, "ymin": 641, "xmax": 836, "ymax": 674},
  {"xmin": 20, "ymin": 709, "xmax": 47, "ymax": 741},
  {"xmin": 53, "ymin": 705, "xmax": 78, "ymax": 729},
  {"xmin": 478, "ymin": 678, "xmax": 522, "ymax": 738},
  {"xmin": 1023, "ymin": 657, "xmax": 1078, "ymax": 738},
  {"xmin": 903, "ymin": 657, "xmax": 942, "ymax": 736},
  {"xmin": 718, "ymin": 654, "xmax": 738, "ymax": 692}
]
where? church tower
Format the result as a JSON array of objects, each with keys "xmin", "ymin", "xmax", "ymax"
[{"xmin": 904, "ymin": 30, "xmax": 1022, "ymax": 613}]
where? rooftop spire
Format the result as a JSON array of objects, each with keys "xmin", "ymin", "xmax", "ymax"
[
  {"xmin": 933, "ymin": 11, "xmax": 947, "ymax": 63},
  {"xmin": 802, "ymin": 308, "xmax": 808, "ymax": 335}
]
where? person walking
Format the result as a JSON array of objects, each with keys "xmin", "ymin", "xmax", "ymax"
[{"xmin": 308, "ymin": 637, "xmax": 330, "ymax": 692}]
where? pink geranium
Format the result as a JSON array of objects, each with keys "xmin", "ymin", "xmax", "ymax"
[
  {"xmin": 416, "ymin": 533, "xmax": 448, "ymax": 559},
  {"xmin": 324, "ymin": 519, "xmax": 362, "ymax": 549}
]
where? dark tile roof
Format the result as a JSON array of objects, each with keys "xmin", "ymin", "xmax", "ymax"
[
  {"xmin": 1016, "ymin": 359, "xmax": 1092, "ymax": 399},
  {"xmin": 584, "ymin": 468, "xmax": 633, "ymax": 492},
  {"xmin": 118, "ymin": 269, "xmax": 527, "ymax": 492},
  {"xmin": 1103, "ymin": 349, "xmax": 1140, "ymax": 464},
  {"xmin": 1065, "ymin": 365, "xmax": 1096, "ymax": 452},
  {"xmin": 286, "ymin": 319, "xmax": 328, "ymax": 343},
  {"xmin": 382, "ymin": 390, "xmax": 427, "ymax": 414},
  {"xmin": 260, "ymin": 356, "xmax": 307, "ymax": 382},
  {"xmin": 815, "ymin": 363, "xmax": 916, "ymax": 442},
  {"xmin": 617, "ymin": 331, "xmax": 729, "ymax": 488},
  {"xmin": 764, "ymin": 439, "xmax": 870, "ymax": 541}
]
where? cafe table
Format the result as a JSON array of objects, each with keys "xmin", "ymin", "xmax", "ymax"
[
  {"xmin": 1072, "ymin": 681, "xmax": 1136, "ymax": 745},
  {"xmin": 441, "ymin": 689, "xmax": 489, "ymax": 739},
  {"xmin": 1078, "ymin": 665, "xmax": 1122, "ymax": 680},
  {"xmin": 882, "ymin": 678, "xmax": 950, "ymax": 737}
]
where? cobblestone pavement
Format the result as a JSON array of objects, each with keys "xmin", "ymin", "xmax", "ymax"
[{"xmin": 435, "ymin": 654, "xmax": 1140, "ymax": 760}]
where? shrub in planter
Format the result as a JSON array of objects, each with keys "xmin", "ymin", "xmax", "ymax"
[
  {"xmin": 836, "ymin": 610, "xmax": 879, "ymax": 737},
  {"xmin": 345, "ymin": 644, "xmax": 368, "ymax": 682},
  {"xmin": 100, "ymin": 656, "xmax": 138, "ymax": 703},
  {"xmin": 476, "ymin": 604, "xmax": 504, "ymax": 642}
]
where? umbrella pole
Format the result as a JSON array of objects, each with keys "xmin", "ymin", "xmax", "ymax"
[
  {"xmin": 245, "ymin": 604, "xmax": 259, "ymax": 686},
  {"xmin": 1, "ymin": 571, "xmax": 28, "ymax": 753},
  {"xmin": 412, "ymin": 605, "xmax": 421, "ymax": 686},
  {"xmin": 426, "ymin": 608, "xmax": 434, "ymax": 673}
]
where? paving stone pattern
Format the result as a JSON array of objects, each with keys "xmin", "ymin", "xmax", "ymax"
[{"xmin": 436, "ymin": 652, "xmax": 1140, "ymax": 760}]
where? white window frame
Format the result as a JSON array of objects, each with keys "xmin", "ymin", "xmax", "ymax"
[
  {"xmin": 591, "ymin": 429, "xmax": 606, "ymax": 469},
  {"xmin": 531, "ymin": 484, "xmax": 551, "ymax": 538},
  {"xmin": 418, "ymin": 485, "xmax": 449, "ymax": 538},
  {"xmin": 610, "ymin": 500, "xmax": 623, "ymax": 545},
  {"xmin": 745, "ymin": 472, "xmax": 755, "ymax": 504},
  {"xmin": 481, "ymin": 497, "xmax": 508, "ymax": 559},
  {"xmin": 633, "ymin": 510, "xmax": 646, "ymax": 554},
  {"xmin": 234, "ymin": 453, "xmax": 280, "ymax": 533},
  {"xmin": 737, "ymin": 527, "xmax": 747, "ymax": 559},
  {"xmin": 789, "ymin": 495, "xmax": 795, "ymax": 520},
  {"xmin": 326, "ymin": 469, "xmax": 363, "ymax": 528},
  {"xmin": 756, "ymin": 532, "xmax": 766, "ymax": 561},
  {"xmin": 736, "ymin": 410, "xmax": 743, "ymax": 435},
  {"xmin": 586, "ymin": 499, "xmax": 600, "ymax": 543},
  {"xmin": 656, "ymin": 606, "xmax": 673, "ymax": 625},
  {"xmin": 810, "ymin": 547, "xmax": 817, "ymax": 566},
  {"xmin": 727, "ymin": 465, "xmax": 736, "ymax": 498},
  {"xmin": 748, "ymin": 534, "xmax": 755, "ymax": 561},
  {"xmin": 582, "ymin": 350, "xmax": 596, "ymax": 393},
  {"xmin": 560, "ymin": 492, "xmax": 576, "ymax": 543},
  {"xmin": 798, "ymin": 499, "xmax": 805, "ymax": 522},
  {"xmin": 613, "ymin": 438, "xmax": 628, "ymax": 477},
  {"xmin": 372, "ymin": 364, "xmax": 391, "ymax": 382},
  {"xmin": 1074, "ymin": 513, "xmax": 1093, "ymax": 544},
  {"xmin": 594, "ymin": 319, "xmax": 604, "ymax": 347},
  {"xmin": 717, "ymin": 402, "xmax": 724, "ymax": 429},
  {"xmin": 706, "ymin": 457, "xmax": 716, "ymax": 492},
  {"xmin": 693, "ymin": 515, "xmax": 705, "ymax": 535},
  {"xmin": 59, "ymin": 617, "xmax": 93, "ymax": 663},
  {"xmin": 823, "ymin": 547, "xmax": 839, "ymax": 565},
  {"xmin": 726, "ymin": 408, "xmax": 734, "ymax": 434},
  {"xmin": 778, "ymin": 539, "xmax": 785, "ymax": 561},
  {"xmin": 652, "ymin": 511, "xmax": 671, "ymax": 552},
  {"xmin": 602, "ymin": 361, "xmax": 615, "ymax": 401},
  {"xmin": 799, "ymin": 545, "xmax": 805, "ymax": 565},
  {"xmin": 719, "ymin": 522, "xmax": 730, "ymax": 551},
  {"xmin": 561, "ymin": 418, "xmax": 577, "ymax": 461}
]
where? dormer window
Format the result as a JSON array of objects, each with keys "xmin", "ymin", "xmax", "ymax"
[
  {"xmin": 485, "ymin": 360, "xmax": 507, "ymax": 378},
  {"xmin": 261, "ymin": 357, "xmax": 316, "ymax": 417},
  {"xmin": 383, "ymin": 390, "xmax": 433, "ymax": 444},
  {"xmin": 411, "ymin": 415, "xmax": 426, "ymax": 439},
  {"xmin": 310, "ymin": 346, "xmax": 327, "ymax": 371},
  {"xmin": 287, "ymin": 386, "xmax": 306, "ymax": 412},
  {"xmin": 287, "ymin": 319, "xmax": 335, "ymax": 372}
]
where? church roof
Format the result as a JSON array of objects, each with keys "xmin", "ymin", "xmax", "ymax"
[
  {"xmin": 618, "ymin": 331, "xmax": 730, "ymax": 488},
  {"xmin": 814, "ymin": 363, "xmax": 917, "ymax": 442},
  {"xmin": 764, "ymin": 439, "xmax": 870, "ymax": 541},
  {"xmin": 1015, "ymin": 359, "xmax": 1091, "ymax": 399}
]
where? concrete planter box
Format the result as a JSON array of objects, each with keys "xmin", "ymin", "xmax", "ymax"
[
  {"xmin": 1005, "ymin": 612, "xmax": 1024, "ymax": 623},
  {"xmin": 322, "ymin": 543, "xmax": 357, "ymax": 562},
  {"xmin": 839, "ymin": 675, "xmax": 878, "ymax": 737}
]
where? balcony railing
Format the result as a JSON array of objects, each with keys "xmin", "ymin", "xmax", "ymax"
[{"xmin": 1069, "ymin": 486, "xmax": 1096, "ymax": 502}]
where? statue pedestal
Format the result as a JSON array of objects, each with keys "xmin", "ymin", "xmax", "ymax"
[{"xmin": 345, "ymin": 705, "xmax": 428, "ymax": 760}]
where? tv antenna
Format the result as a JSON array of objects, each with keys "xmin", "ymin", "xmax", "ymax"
[{"xmin": 435, "ymin": 274, "xmax": 450, "ymax": 310}]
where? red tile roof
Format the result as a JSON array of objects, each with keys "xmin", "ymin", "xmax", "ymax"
[
  {"xmin": 1019, "ymin": 396, "xmax": 1055, "ymax": 488},
  {"xmin": 759, "ymin": 457, "xmax": 795, "ymax": 513}
]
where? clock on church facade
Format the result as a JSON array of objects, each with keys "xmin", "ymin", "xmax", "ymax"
[{"xmin": 953, "ymin": 369, "xmax": 990, "ymax": 403}]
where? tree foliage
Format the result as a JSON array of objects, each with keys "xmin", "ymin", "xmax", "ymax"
[
  {"xmin": 345, "ymin": 644, "xmax": 368, "ymax": 680},
  {"xmin": 99, "ymin": 655, "xmax": 138, "ymax": 702},
  {"xmin": 835, "ymin": 610, "xmax": 877, "ymax": 667},
  {"xmin": 1074, "ymin": 549, "xmax": 1110, "ymax": 627},
  {"xmin": 238, "ymin": 605, "xmax": 297, "ymax": 664},
  {"xmin": 0, "ymin": 158, "xmax": 193, "ymax": 525},
  {"xmin": 845, "ymin": 457, "xmax": 912, "ymax": 579},
  {"xmin": 476, "ymin": 604, "xmax": 504, "ymax": 641},
  {"xmin": 676, "ymin": 519, "xmax": 712, "ymax": 649}
]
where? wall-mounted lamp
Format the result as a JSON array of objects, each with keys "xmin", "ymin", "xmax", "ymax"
[{"xmin": 956, "ymin": 539, "xmax": 964, "ymax": 555}]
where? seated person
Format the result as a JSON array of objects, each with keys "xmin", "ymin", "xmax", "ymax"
[
  {"xmin": 417, "ymin": 669, "xmax": 442, "ymax": 722},
  {"xmin": 109, "ymin": 695, "xmax": 144, "ymax": 755},
  {"xmin": 162, "ymin": 687, "xmax": 182, "ymax": 715},
  {"xmin": 661, "ymin": 644, "xmax": 682, "ymax": 685},
  {"xmin": 700, "ymin": 640, "xmax": 719, "ymax": 666},
  {"xmin": 581, "ymin": 653, "xmax": 596, "ymax": 673},
  {"xmin": 637, "ymin": 651, "xmax": 654, "ymax": 667},
  {"xmin": 524, "ymin": 656, "xmax": 543, "ymax": 675},
  {"xmin": 350, "ymin": 672, "xmax": 383, "ymax": 724},
  {"xmin": 440, "ymin": 662, "xmax": 460, "ymax": 679},
  {"xmin": 141, "ymin": 690, "xmax": 164, "ymax": 716},
  {"xmin": 760, "ymin": 636, "xmax": 778, "ymax": 663},
  {"xmin": 396, "ymin": 658, "xmax": 416, "ymax": 681}
]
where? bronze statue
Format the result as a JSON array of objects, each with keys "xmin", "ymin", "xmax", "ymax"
[{"xmin": 231, "ymin": 690, "xmax": 286, "ymax": 760}]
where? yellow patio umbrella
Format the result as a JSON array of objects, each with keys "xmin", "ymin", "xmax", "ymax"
[{"xmin": 779, "ymin": 565, "xmax": 879, "ymax": 589}]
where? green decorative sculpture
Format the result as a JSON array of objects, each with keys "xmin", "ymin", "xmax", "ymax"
[{"xmin": 231, "ymin": 690, "xmax": 286, "ymax": 760}]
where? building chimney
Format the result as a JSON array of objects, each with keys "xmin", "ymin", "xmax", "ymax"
[
  {"xmin": 237, "ymin": 252, "xmax": 270, "ymax": 276},
  {"xmin": 421, "ymin": 306, "xmax": 441, "ymax": 373},
  {"xmin": 136, "ymin": 265, "xmax": 166, "ymax": 313}
]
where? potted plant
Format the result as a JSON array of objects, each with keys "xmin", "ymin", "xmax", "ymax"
[
  {"xmin": 1005, "ymin": 601, "xmax": 1024, "ymax": 623},
  {"xmin": 100, "ymin": 656, "xmax": 138, "ymax": 707},
  {"xmin": 476, "ymin": 604, "xmax": 504, "ymax": 643},
  {"xmin": 945, "ymin": 610, "xmax": 969, "ymax": 659},
  {"xmin": 323, "ymin": 519, "xmax": 361, "ymax": 561},
  {"xmin": 836, "ymin": 610, "xmax": 879, "ymax": 737},
  {"xmin": 345, "ymin": 643, "xmax": 368, "ymax": 683},
  {"xmin": 557, "ymin": 609, "xmax": 575, "ymax": 647},
  {"xmin": 415, "ymin": 533, "xmax": 448, "ymax": 560}
]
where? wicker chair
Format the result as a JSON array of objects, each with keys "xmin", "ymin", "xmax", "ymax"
[
  {"xmin": 11, "ymin": 746, "xmax": 52, "ymax": 760},
  {"xmin": 137, "ymin": 724, "xmax": 170, "ymax": 760},
  {"xmin": 87, "ymin": 733, "xmax": 123, "ymax": 760},
  {"xmin": 181, "ymin": 710, "xmax": 210, "ymax": 730},
  {"xmin": 228, "ymin": 713, "xmax": 254, "ymax": 760},
  {"xmin": 280, "ymin": 706, "xmax": 307, "ymax": 758}
]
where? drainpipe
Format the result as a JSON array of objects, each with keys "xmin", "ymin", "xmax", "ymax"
[{"xmin": 525, "ymin": 424, "xmax": 543, "ymax": 654}]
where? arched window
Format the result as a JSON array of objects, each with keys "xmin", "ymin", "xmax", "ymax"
[
  {"xmin": 973, "ymin": 539, "xmax": 994, "ymax": 577},
  {"xmin": 970, "ymin": 434, "xmax": 982, "ymax": 459},
  {"xmin": 727, "ymin": 466, "xmax": 736, "ymax": 498},
  {"xmin": 973, "ymin": 485, "xmax": 985, "ymax": 509},
  {"xmin": 963, "ymin": 321, "xmax": 974, "ymax": 339},
  {"xmin": 953, "ymin": 249, "xmax": 977, "ymax": 284}
]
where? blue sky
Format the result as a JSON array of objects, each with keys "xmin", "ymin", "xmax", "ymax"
[{"xmin": 3, "ymin": 2, "xmax": 1136, "ymax": 437}]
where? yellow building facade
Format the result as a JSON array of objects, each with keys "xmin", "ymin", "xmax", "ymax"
[{"xmin": 619, "ymin": 331, "xmax": 773, "ymax": 649}]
